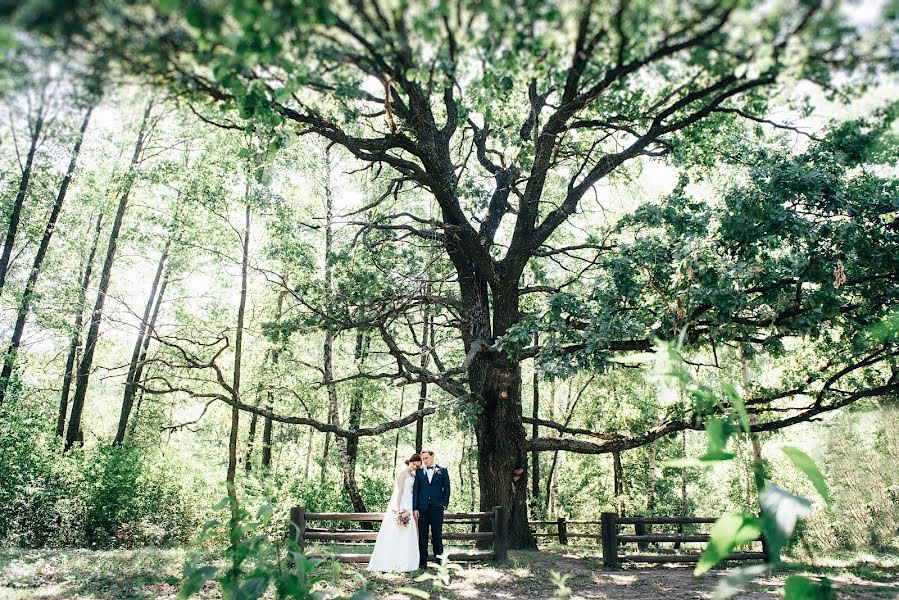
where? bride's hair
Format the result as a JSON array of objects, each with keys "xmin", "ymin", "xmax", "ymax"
[{"xmin": 404, "ymin": 453, "xmax": 422, "ymax": 465}]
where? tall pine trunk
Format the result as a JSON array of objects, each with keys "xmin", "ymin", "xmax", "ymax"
[
  {"xmin": 58, "ymin": 214, "xmax": 103, "ymax": 438},
  {"xmin": 0, "ymin": 102, "xmax": 46, "ymax": 295},
  {"xmin": 114, "ymin": 235, "xmax": 170, "ymax": 444},
  {"xmin": 65, "ymin": 100, "xmax": 153, "ymax": 452},
  {"xmin": 0, "ymin": 105, "xmax": 92, "ymax": 404}
]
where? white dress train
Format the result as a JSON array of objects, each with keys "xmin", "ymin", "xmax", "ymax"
[{"xmin": 367, "ymin": 467, "xmax": 420, "ymax": 572}]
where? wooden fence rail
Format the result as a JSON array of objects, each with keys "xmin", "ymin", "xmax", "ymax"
[
  {"xmin": 288, "ymin": 506, "xmax": 509, "ymax": 564},
  {"xmin": 529, "ymin": 513, "xmax": 766, "ymax": 567}
]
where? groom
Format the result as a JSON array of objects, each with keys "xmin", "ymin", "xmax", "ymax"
[{"xmin": 412, "ymin": 447, "xmax": 450, "ymax": 569}]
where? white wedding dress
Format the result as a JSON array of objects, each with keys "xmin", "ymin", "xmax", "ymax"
[{"xmin": 367, "ymin": 467, "xmax": 420, "ymax": 572}]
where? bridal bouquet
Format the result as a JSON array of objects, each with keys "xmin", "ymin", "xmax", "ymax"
[{"xmin": 395, "ymin": 509, "xmax": 412, "ymax": 527}]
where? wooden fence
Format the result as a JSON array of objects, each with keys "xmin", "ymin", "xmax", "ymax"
[
  {"xmin": 287, "ymin": 506, "xmax": 508, "ymax": 564},
  {"xmin": 531, "ymin": 513, "xmax": 766, "ymax": 567}
]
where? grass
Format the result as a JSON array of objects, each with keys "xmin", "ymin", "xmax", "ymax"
[{"xmin": 0, "ymin": 544, "xmax": 897, "ymax": 599}]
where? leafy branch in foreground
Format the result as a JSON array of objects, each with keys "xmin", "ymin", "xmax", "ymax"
[
  {"xmin": 618, "ymin": 339, "xmax": 841, "ymax": 599},
  {"xmin": 174, "ymin": 493, "xmax": 372, "ymax": 600}
]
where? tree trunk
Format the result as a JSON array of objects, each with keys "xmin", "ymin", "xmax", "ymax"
[
  {"xmin": 0, "ymin": 105, "xmax": 92, "ymax": 404},
  {"xmin": 114, "ymin": 235, "xmax": 169, "ymax": 444},
  {"xmin": 0, "ymin": 103, "xmax": 45, "ymax": 295},
  {"xmin": 319, "ymin": 146, "xmax": 334, "ymax": 487},
  {"xmin": 415, "ymin": 302, "xmax": 429, "ymax": 451},
  {"xmin": 65, "ymin": 100, "xmax": 153, "ymax": 452},
  {"xmin": 470, "ymin": 284, "xmax": 536, "ymax": 549},
  {"xmin": 393, "ymin": 387, "xmax": 404, "ymax": 468},
  {"xmin": 613, "ymin": 450, "xmax": 625, "ymax": 514},
  {"xmin": 244, "ymin": 404, "xmax": 259, "ymax": 472},
  {"xmin": 57, "ymin": 214, "xmax": 103, "ymax": 438},
  {"xmin": 260, "ymin": 290, "xmax": 285, "ymax": 469},
  {"xmin": 530, "ymin": 332, "xmax": 540, "ymax": 511},
  {"xmin": 227, "ymin": 198, "xmax": 251, "ymax": 510},
  {"xmin": 346, "ymin": 330, "xmax": 366, "ymax": 466},
  {"xmin": 127, "ymin": 270, "xmax": 169, "ymax": 437},
  {"xmin": 647, "ymin": 441, "xmax": 656, "ymax": 513},
  {"xmin": 676, "ymin": 429, "xmax": 687, "ymax": 549}
]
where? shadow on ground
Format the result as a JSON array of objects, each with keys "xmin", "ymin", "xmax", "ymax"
[{"xmin": 1, "ymin": 546, "xmax": 898, "ymax": 599}]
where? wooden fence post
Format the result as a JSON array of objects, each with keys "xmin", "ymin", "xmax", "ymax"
[
  {"xmin": 288, "ymin": 506, "xmax": 306, "ymax": 554},
  {"xmin": 557, "ymin": 517, "xmax": 568, "ymax": 545},
  {"xmin": 601, "ymin": 512, "xmax": 619, "ymax": 568},
  {"xmin": 493, "ymin": 506, "xmax": 509, "ymax": 563}
]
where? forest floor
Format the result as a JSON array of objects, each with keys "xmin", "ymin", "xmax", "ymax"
[{"xmin": 0, "ymin": 545, "xmax": 897, "ymax": 600}]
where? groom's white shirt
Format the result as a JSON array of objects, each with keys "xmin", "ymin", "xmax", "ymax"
[{"xmin": 426, "ymin": 465, "xmax": 434, "ymax": 483}]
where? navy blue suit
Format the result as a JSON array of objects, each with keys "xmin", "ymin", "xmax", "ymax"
[{"xmin": 413, "ymin": 464, "xmax": 450, "ymax": 567}]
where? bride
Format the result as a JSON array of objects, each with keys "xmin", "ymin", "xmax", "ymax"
[{"xmin": 367, "ymin": 453, "xmax": 422, "ymax": 572}]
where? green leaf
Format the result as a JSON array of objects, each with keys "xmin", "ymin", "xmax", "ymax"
[
  {"xmin": 713, "ymin": 564, "xmax": 768, "ymax": 600},
  {"xmin": 723, "ymin": 383, "xmax": 751, "ymax": 434},
  {"xmin": 783, "ymin": 575, "xmax": 836, "ymax": 599},
  {"xmin": 759, "ymin": 484, "xmax": 812, "ymax": 561},
  {"xmin": 695, "ymin": 513, "xmax": 762, "ymax": 576},
  {"xmin": 781, "ymin": 446, "xmax": 831, "ymax": 505}
]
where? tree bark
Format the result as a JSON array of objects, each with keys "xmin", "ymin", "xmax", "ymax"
[
  {"xmin": 1, "ymin": 105, "xmax": 92, "ymax": 404},
  {"xmin": 244, "ymin": 403, "xmax": 259, "ymax": 472},
  {"xmin": 613, "ymin": 450, "xmax": 624, "ymax": 514},
  {"xmin": 228, "ymin": 197, "xmax": 251, "ymax": 510},
  {"xmin": 128, "ymin": 270, "xmax": 169, "ymax": 436},
  {"xmin": 65, "ymin": 100, "xmax": 153, "ymax": 452},
  {"xmin": 57, "ymin": 214, "xmax": 103, "ymax": 438},
  {"xmin": 469, "ymin": 281, "xmax": 536, "ymax": 548},
  {"xmin": 346, "ymin": 329, "xmax": 367, "ymax": 466},
  {"xmin": 0, "ymin": 101, "xmax": 46, "ymax": 295},
  {"xmin": 261, "ymin": 291, "xmax": 286, "ymax": 469},
  {"xmin": 530, "ymin": 332, "xmax": 540, "ymax": 511},
  {"xmin": 114, "ymin": 235, "xmax": 169, "ymax": 444},
  {"xmin": 415, "ymin": 303, "xmax": 429, "ymax": 451}
]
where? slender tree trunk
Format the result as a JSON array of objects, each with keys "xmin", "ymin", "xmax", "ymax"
[
  {"xmin": 65, "ymin": 101, "xmax": 153, "ymax": 452},
  {"xmin": 676, "ymin": 429, "xmax": 687, "ymax": 549},
  {"xmin": 260, "ymin": 291, "xmax": 285, "ymax": 469},
  {"xmin": 227, "ymin": 197, "xmax": 251, "ymax": 511},
  {"xmin": 320, "ymin": 146, "xmax": 334, "ymax": 487},
  {"xmin": 393, "ymin": 387, "xmax": 404, "ymax": 468},
  {"xmin": 0, "ymin": 104, "xmax": 45, "ymax": 295},
  {"xmin": 530, "ymin": 332, "xmax": 540, "ymax": 511},
  {"xmin": 647, "ymin": 441, "xmax": 656, "ymax": 512},
  {"xmin": 57, "ymin": 214, "xmax": 103, "ymax": 437},
  {"xmin": 346, "ymin": 330, "xmax": 367, "ymax": 466},
  {"xmin": 0, "ymin": 106, "xmax": 93, "ymax": 404},
  {"xmin": 303, "ymin": 427, "xmax": 313, "ymax": 481},
  {"xmin": 114, "ymin": 236, "xmax": 169, "ymax": 444},
  {"xmin": 415, "ymin": 300, "xmax": 429, "ymax": 450},
  {"xmin": 244, "ymin": 403, "xmax": 259, "ymax": 472},
  {"xmin": 613, "ymin": 450, "xmax": 624, "ymax": 514},
  {"xmin": 545, "ymin": 382, "xmax": 558, "ymax": 515},
  {"xmin": 318, "ymin": 146, "xmax": 366, "ymax": 513},
  {"xmin": 128, "ymin": 270, "xmax": 168, "ymax": 436}
]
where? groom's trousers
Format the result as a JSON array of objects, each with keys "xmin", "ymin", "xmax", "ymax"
[{"xmin": 418, "ymin": 505, "xmax": 444, "ymax": 565}]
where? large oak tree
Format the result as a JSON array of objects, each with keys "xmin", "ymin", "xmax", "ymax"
[{"xmin": 14, "ymin": 0, "xmax": 897, "ymax": 547}]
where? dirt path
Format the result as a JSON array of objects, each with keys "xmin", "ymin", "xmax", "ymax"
[{"xmin": 1, "ymin": 548, "xmax": 897, "ymax": 599}]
